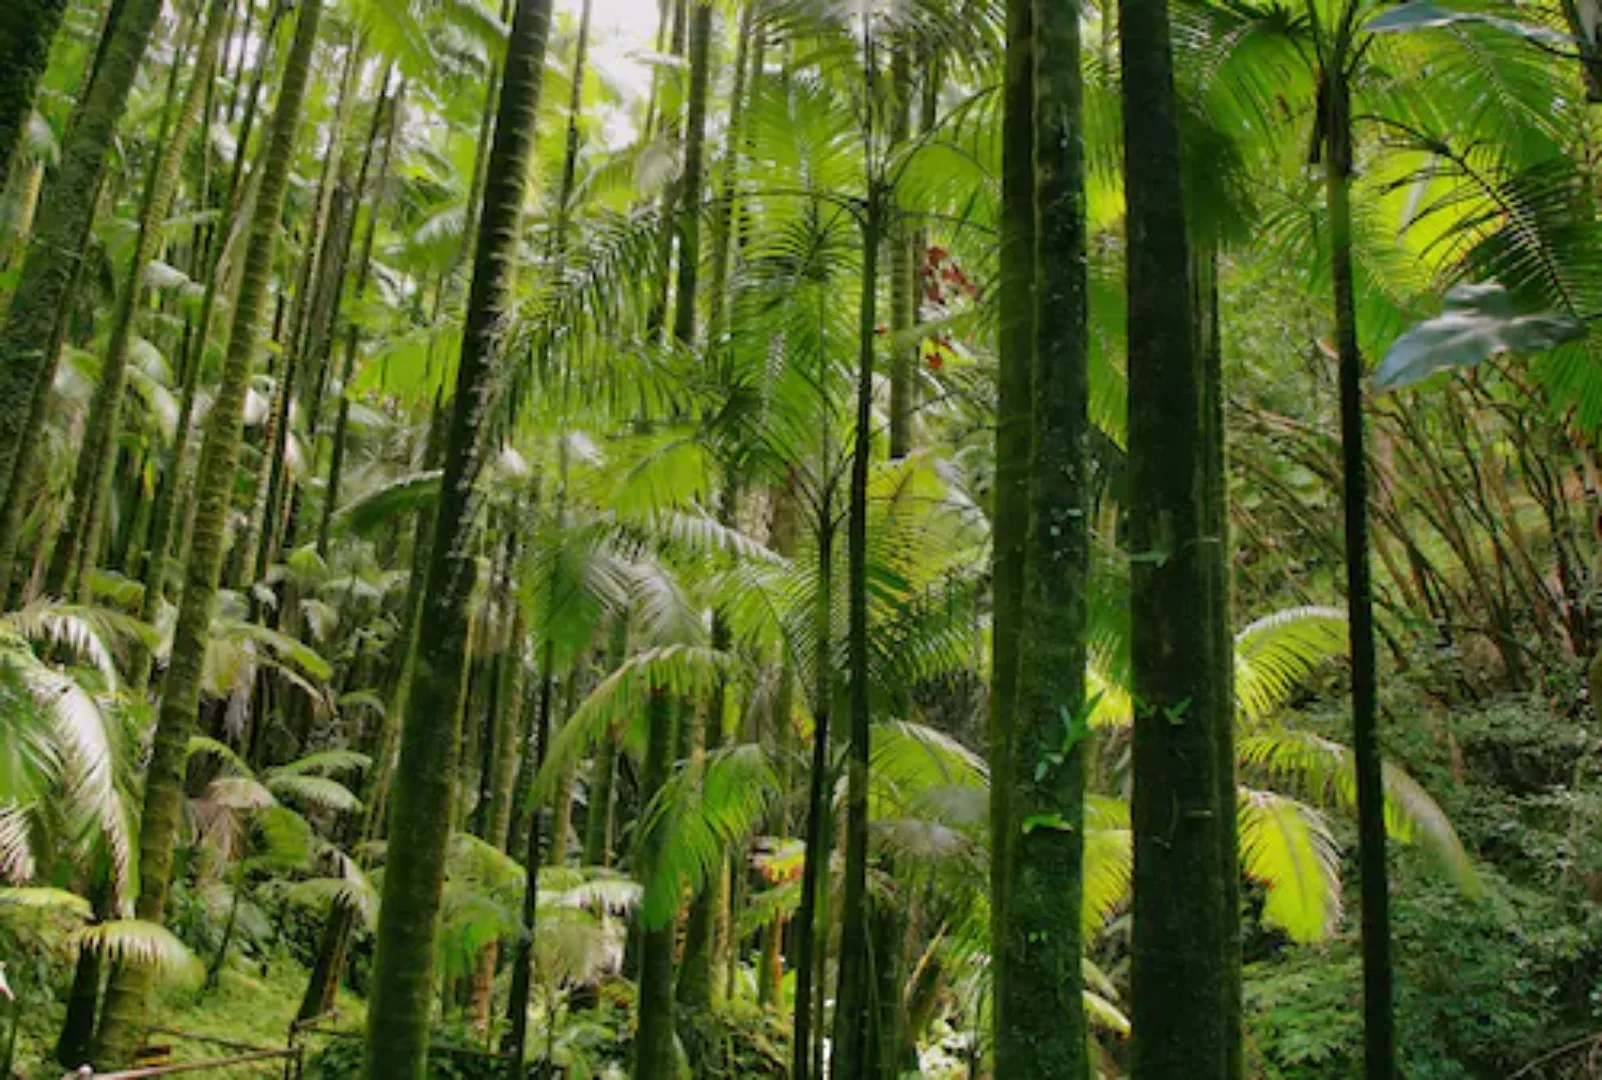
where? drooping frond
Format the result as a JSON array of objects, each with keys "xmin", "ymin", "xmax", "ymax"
[
  {"xmin": 1238, "ymin": 788, "xmax": 1342, "ymax": 943},
  {"xmin": 1239, "ymin": 726, "xmax": 1478, "ymax": 893},
  {"xmin": 75, "ymin": 920, "xmax": 203, "ymax": 984},
  {"xmin": 1234, "ymin": 606, "xmax": 1348, "ymax": 723}
]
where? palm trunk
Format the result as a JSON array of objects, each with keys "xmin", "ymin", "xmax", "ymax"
[
  {"xmin": 830, "ymin": 173, "xmax": 881, "ymax": 1080},
  {"xmin": 0, "ymin": 0, "xmax": 166, "ymax": 594},
  {"xmin": 361, "ymin": 0, "xmax": 553, "ymax": 1073},
  {"xmin": 241, "ymin": 39, "xmax": 362, "ymax": 589},
  {"xmin": 50, "ymin": 0, "xmax": 231, "ymax": 600},
  {"xmin": 581, "ymin": 618, "xmax": 628, "ymax": 867},
  {"xmin": 1193, "ymin": 243, "xmax": 1242, "ymax": 1080},
  {"xmin": 986, "ymin": 0, "xmax": 1035, "ymax": 1061},
  {"xmin": 791, "ymin": 510, "xmax": 834, "ymax": 1080},
  {"xmin": 992, "ymin": 0, "xmax": 1091, "ymax": 1075},
  {"xmin": 130, "ymin": 3, "xmax": 294, "ymax": 691},
  {"xmin": 0, "ymin": 0, "xmax": 70, "ymax": 196},
  {"xmin": 1323, "ymin": 54, "xmax": 1394, "ymax": 1080},
  {"xmin": 54, "ymin": 877, "xmax": 112, "ymax": 1069},
  {"xmin": 93, "ymin": 0, "xmax": 326, "ymax": 1065},
  {"xmin": 1120, "ymin": 0, "xmax": 1237, "ymax": 1073},
  {"xmin": 886, "ymin": 48, "xmax": 915, "ymax": 461},
  {"xmin": 669, "ymin": 3, "xmax": 719, "ymax": 1052},
  {"xmin": 319, "ymin": 78, "xmax": 403, "ymax": 557},
  {"xmin": 632, "ymin": 691, "xmax": 680, "ymax": 1080}
]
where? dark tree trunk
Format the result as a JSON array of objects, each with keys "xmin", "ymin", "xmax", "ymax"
[
  {"xmin": 986, "ymin": 0, "xmax": 1035, "ymax": 1061},
  {"xmin": 1119, "ymin": 0, "xmax": 1239, "ymax": 1073},
  {"xmin": 992, "ymin": 0, "xmax": 1091, "ymax": 1073},
  {"xmin": 1323, "ymin": 53, "xmax": 1394, "ymax": 1080},
  {"xmin": 0, "ymin": 0, "xmax": 70, "ymax": 197}
]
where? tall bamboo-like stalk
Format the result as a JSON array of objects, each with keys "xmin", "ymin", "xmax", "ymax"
[
  {"xmin": 1120, "ymin": 0, "xmax": 1238, "ymax": 1073},
  {"xmin": 0, "ymin": 0, "xmax": 167, "ymax": 595},
  {"xmin": 93, "ymin": 0, "xmax": 327, "ymax": 1065},
  {"xmin": 361, "ymin": 0, "xmax": 554, "ymax": 1073},
  {"xmin": 319, "ymin": 76, "xmax": 402, "ymax": 557},
  {"xmin": 831, "ymin": 173, "xmax": 882, "ymax": 1080},
  {"xmin": 1320, "ymin": 24, "xmax": 1393, "ymax": 1079},
  {"xmin": 50, "ymin": 0, "xmax": 232, "ymax": 599},
  {"xmin": 670, "ymin": 0, "xmax": 719, "ymax": 1041}
]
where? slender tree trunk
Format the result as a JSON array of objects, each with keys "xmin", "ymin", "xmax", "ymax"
[
  {"xmin": 129, "ymin": 4, "xmax": 295, "ymax": 691},
  {"xmin": 0, "ymin": 0, "xmax": 70, "ymax": 197},
  {"xmin": 319, "ymin": 77, "xmax": 402, "ymax": 556},
  {"xmin": 92, "ymin": 0, "xmax": 327, "ymax": 1065},
  {"xmin": 361, "ymin": 0, "xmax": 553, "ymax": 1073},
  {"xmin": 671, "ymin": 4, "xmax": 720, "ymax": 1061},
  {"xmin": 50, "ymin": 0, "xmax": 232, "ymax": 599},
  {"xmin": 502, "ymin": 646, "xmax": 553, "ymax": 1075},
  {"xmin": 1120, "ymin": 0, "xmax": 1237, "ymax": 1072},
  {"xmin": 887, "ymin": 48, "xmax": 915, "ymax": 461},
  {"xmin": 831, "ymin": 178, "xmax": 881, "ymax": 1080},
  {"xmin": 987, "ymin": 0, "xmax": 1035, "ymax": 1059},
  {"xmin": 0, "ymin": 0, "xmax": 166, "ymax": 594},
  {"xmin": 241, "ymin": 39, "xmax": 361, "ymax": 588},
  {"xmin": 791, "ymin": 511, "xmax": 834, "ymax": 1080},
  {"xmin": 581, "ymin": 618, "xmax": 628, "ymax": 867},
  {"xmin": 992, "ymin": 0, "xmax": 1090, "ymax": 1074},
  {"xmin": 1323, "ymin": 54, "xmax": 1394, "ymax": 1080},
  {"xmin": 632, "ymin": 691, "xmax": 680, "ymax": 1080},
  {"xmin": 1193, "ymin": 244, "xmax": 1242, "ymax": 1080}
]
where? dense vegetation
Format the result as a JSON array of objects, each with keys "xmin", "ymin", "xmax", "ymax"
[{"xmin": 2, "ymin": 0, "xmax": 1601, "ymax": 1078}]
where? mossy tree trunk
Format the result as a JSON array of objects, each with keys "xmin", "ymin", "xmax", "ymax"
[
  {"xmin": 49, "ymin": 0, "xmax": 231, "ymax": 599},
  {"xmin": 632, "ymin": 691, "xmax": 681, "ymax": 1080},
  {"xmin": 360, "ymin": 0, "xmax": 553, "ymax": 1073},
  {"xmin": 581, "ymin": 618, "xmax": 628, "ymax": 867},
  {"xmin": 92, "ymin": 0, "xmax": 326, "ymax": 1067},
  {"xmin": 986, "ymin": 0, "xmax": 1035, "ymax": 1061},
  {"xmin": 992, "ymin": 0, "xmax": 1090, "ymax": 1074},
  {"xmin": 0, "ymin": 0, "xmax": 167, "ymax": 593},
  {"xmin": 0, "ymin": 0, "xmax": 70, "ymax": 196},
  {"xmin": 1119, "ymin": 0, "xmax": 1238, "ymax": 1073}
]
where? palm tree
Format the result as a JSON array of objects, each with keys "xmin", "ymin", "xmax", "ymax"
[
  {"xmin": 1119, "ymin": 0, "xmax": 1239, "ymax": 1075},
  {"xmin": 0, "ymin": 0, "xmax": 168, "ymax": 595},
  {"xmin": 47, "ymin": 0, "xmax": 233, "ymax": 600},
  {"xmin": 992, "ymin": 0, "xmax": 1091, "ymax": 1072},
  {"xmin": 360, "ymin": 0, "xmax": 555, "ymax": 1074},
  {"xmin": 92, "ymin": 0, "xmax": 329, "ymax": 1063}
]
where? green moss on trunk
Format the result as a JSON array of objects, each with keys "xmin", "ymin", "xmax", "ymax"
[
  {"xmin": 992, "ymin": 0, "xmax": 1091, "ymax": 1074},
  {"xmin": 1118, "ymin": 0, "xmax": 1238, "ymax": 1072},
  {"xmin": 0, "ymin": 0, "xmax": 69, "ymax": 197},
  {"xmin": 0, "ymin": 0, "xmax": 165, "ymax": 586},
  {"xmin": 361, "ymin": 0, "xmax": 553, "ymax": 1074},
  {"xmin": 92, "ymin": 0, "xmax": 326, "ymax": 1067}
]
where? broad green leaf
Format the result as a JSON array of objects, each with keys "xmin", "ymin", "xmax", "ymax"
[
  {"xmin": 1365, "ymin": 1, "xmax": 1575, "ymax": 46},
  {"xmin": 1372, "ymin": 283, "xmax": 1585, "ymax": 392}
]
